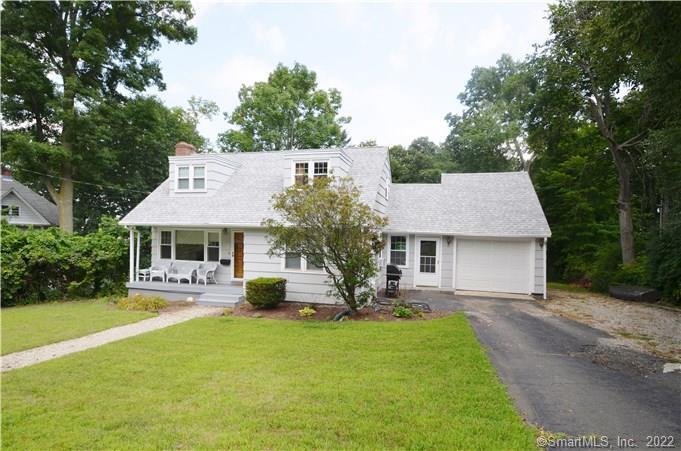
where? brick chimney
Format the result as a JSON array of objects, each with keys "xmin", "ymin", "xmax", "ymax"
[
  {"xmin": 175, "ymin": 141, "xmax": 196, "ymax": 156},
  {"xmin": 1, "ymin": 166, "xmax": 12, "ymax": 177}
]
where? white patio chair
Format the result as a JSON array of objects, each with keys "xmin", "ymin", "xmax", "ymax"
[
  {"xmin": 166, "ymin": 262, "xmax": 198, "ymax": 284},
  {"xmin": 149, "ymin": 261, "xmax": 172, "ymax": 282},
  {"xmin": 196, "ymin": 262, "xmax": 219, "ymax": 286}
]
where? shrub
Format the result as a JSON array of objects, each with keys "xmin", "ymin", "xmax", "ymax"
[
  {"xmin": 246, "ymin": 277, "xmax": 286, "ymax": 308},
  {"xmin": 298, "ymin": 306, "xmax": 316, "ymax": 317},
  {"xmin": 648, "ymin": 220, "xmax": 681, "ymax": 304},
  {"xmin": 392, "ymin": 305, "xmax": 414, "ymax": 319},
  {"xmin": 1, "ymin": 218, "xmax": 128, "ymax": 306},
  {"xmin": 116, "ymin": 294, "xmax": 168, "ymax": 312}
]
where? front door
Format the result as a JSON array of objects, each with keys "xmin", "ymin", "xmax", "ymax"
[
  {"xmin": 233, "ymin": 232, "xmax": 244, "ymax": 279},
  {"xmin": 414, "ymin": 237, "xmax": 440, "ymax": 287}
]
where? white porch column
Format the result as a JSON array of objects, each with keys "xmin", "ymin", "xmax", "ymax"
[
  {"xmin": 129, "ymin": 227, "xmax": 135, "ymax": 283},
  {"xmin": 543, "ymin": 237, "xmax": 548, "ymax": 300},
  {"xmin": 135, "ymin": 230, "xmax": 141, "ymax": 282}
]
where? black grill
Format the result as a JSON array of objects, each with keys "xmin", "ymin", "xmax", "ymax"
[{"xmin": 385, "ymin": 265, "xmax": 402, "ymax": 297}]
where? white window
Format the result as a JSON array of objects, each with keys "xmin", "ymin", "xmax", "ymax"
[
  {"xmin": 160, "ymin": 231, "xmax": 173, "ymax": 259},
  {"xmin": 177, "ymin": 167, "xmax": 190, "ymax": 190},
  {"xmin": 390, "ymin": 236, "xmax": 407, "ymax": 266},
  {"xmin": 294, "ymin": 163, "xmax": 308, "ymax": 185},
  {"xmin": 207, "ymin": 232, "xmax": 220, "ymax": 262},
  {"xmin": 176, "ymin": 165, "xmax": 206, "ymax": 191},
  {"xmin": 313, "ymin": 162, "xmax": 328, "ymax": 179},
  {"xmin": 193, "ymin": 166, "xmax": 205, "ymax": 190},
  {"xmin": 282, "ymin": 252, "xmax": 325, "ymax": 272},
  {"xmin": 1, "ymin": 204, "xmax": 19, "ymax": 217},
  {"xmin": 284, "ymin": 252, "xmax": 302, "ymax": 270},
  {"xmin": 292, "ymin": 160, "xmax": 329, "ymax": 185}
]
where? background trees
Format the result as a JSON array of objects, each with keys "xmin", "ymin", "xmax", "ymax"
[
  {"xmin": 218, "ymin": 63, "xmax": 350, "ymax": 152},
  {"xmin": 1, "ymin": 1, "xmax": 197, "ymax": 231}
]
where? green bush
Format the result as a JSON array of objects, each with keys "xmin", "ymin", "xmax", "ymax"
[
  {"xmin": 246, "ymin": 277, "xmax": 286, "ymax": 308},
  {"xmin": 1, "ymin": 217, "xmax": 128, "ymax": 306},
  {"xmin": 392, "ymin": 305, "xmax": 414, "ymax": 319},
  {"xmin": 648, "ymin": 221, "xmax": 681, "ymax": 304},
  {"xmin": 116, "ymin": 294, "xmax": 168, "ymax": 312}
]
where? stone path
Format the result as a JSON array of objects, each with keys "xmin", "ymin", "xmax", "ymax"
[{"xmin": 1, "ymin": 306, "xmax": 222, "ymax": 372}]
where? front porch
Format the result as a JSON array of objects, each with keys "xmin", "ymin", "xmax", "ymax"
[{"xmin": 126, "ymin": 281, "xmax": 244, "ymax": 307}]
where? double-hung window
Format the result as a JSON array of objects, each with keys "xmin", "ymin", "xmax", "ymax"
[
  {"xmin": 293, "ymin": 160, "xmax": 328, "ymax": 185},
  {"xmin": 176, "ymin": 165, "xmax": 206, "ymax": 191},
  {"xmin": 283, "ymin": 251, "xmax": 325, "ymax": 272},
  {"xmin": 390, "ymin": 236, "xmax": 407, "ymax": 266},
  {"xmin": 1, "ymin": 204, "xmax": 19, "ymax": 217},
  {"xmin": 160, "ymin": 231, "xmax": 173, "ymax": 259},
  {"xmin": 294, "ymin": 163, "xmax": 309, "ymax": 185},
  {"xmin": 313, "ymin": 162, "xmax": 328, "ymax": 179},
  {"xmin": 207, "ymin": 232, "xmax": 220, "ymax": 261},
  {"xmin": 284, "ymin": 252, "xmax": 302, "ymax": 270}
]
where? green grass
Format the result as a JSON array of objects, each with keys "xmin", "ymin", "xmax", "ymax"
[
  {"xmin": 2, "ymin": 315, "xmax": 536, "ymax": 450},
  {"xmin": 1, "ymin": 299, "xmax": 155, "ymax": 355}
]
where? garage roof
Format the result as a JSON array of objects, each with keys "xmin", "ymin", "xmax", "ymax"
[{"xmin": 387, "ymin": 172, "xmax": 551, "ymax": 237}]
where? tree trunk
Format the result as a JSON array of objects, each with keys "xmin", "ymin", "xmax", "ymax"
[
  {"xmin": 57, "ymin": 164, "xmax": 74, "ymax": 232},
  {"xmin": 611, "ymin": 145, "xmax": 636, "ymax": 264}
]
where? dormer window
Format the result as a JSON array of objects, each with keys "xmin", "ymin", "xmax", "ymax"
[
  {"xmin": 314, "ymin": 162, "xmax": 328, "ymax": 179},
  {"xmin": 293, "ymin": 160, "xmax": 329, "ymax": 185},
  {"xmin": 176, "ymin": 164, "xmax": 206, "ymax": 191}
]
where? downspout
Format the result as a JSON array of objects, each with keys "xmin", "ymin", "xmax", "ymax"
[{"xmin": 543, "ymin": 237, "xmax": 548, "ymax": 300}]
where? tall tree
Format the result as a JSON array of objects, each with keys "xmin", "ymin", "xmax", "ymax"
[
  {"xmin": 390, "ymin": 137, "xmax": 455, "ymax": 183},
  {"xmin": 444, "ymin": 55, "xmax": 534, "ymax": 172},
  {"xmin": 1, "ymin": 1, "xmax": 196, "ymax": 231},
  {"xmin": 537, "ymin": 1, "xmax": 681, "ymax": 264},
  {"xmin": 218, "ymin": 63, "xmax": 351, "ymax": 152}
]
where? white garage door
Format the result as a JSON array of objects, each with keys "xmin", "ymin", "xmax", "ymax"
[{"xmin": 455, "ymin": 239, "xmax": 531, "ymax": 294}]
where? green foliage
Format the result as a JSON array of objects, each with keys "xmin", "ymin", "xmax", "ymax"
[
  {"xmin": 1, "ymin": 1, "xmax": 197, "ymax": 230},
  {"xmin": 218, "ymin": 63, "xmax": 350, "ymax": 152},
  {"xmin": 116, "ymin": 294, "xmax": 168, "ymax": 312},
  {"xmin": 648, "ymin": 221, "xmax": 681, "ymax": 303},
  {"xmin": 389, "ymin": 138, "xmax": 457, "ymax": 183},
  {"xmin": 298, "ymin": 306, "xmax": 316, "ymax": 317},
  {"xmin": 246, "ymin": 278, "xmax": 287, "ymax": 308},
  {"xmin": 0, "ymin": 219, "xmax": 128, "ymax": 306},
  {"xmin": 264, "ymin": 177, "xmax": 386, "ymax": 310},
  {"xmin": 392, "ymin": 305, "xmax": 414, "ymax": 319}
]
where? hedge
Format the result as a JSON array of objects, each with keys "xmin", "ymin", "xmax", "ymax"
[
  {"xmin": 245, "ymin": 277, "xmax": 286, "ymax": 308},
  {"xmin": 1, "ymin": 217, "xmax": 129, "ymax": 306}
]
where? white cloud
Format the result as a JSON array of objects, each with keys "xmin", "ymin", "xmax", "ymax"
[
  {"xmin": 252, "ymin": 22, "xmax": 287, "ymax": 53},
  {"xmin": 396, "ymin": 3, "xmax": 441, "ymax": 52},
  {"xmin": 388, "ymin": 49, "xmax": 408, "ymax": 69}
]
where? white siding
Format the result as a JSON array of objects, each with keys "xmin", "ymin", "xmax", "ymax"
[
  {"xmin": 1, "ymin": 192, "xmax": 49, "ymax": 226},
  {"xmin": 168, "ymin": 155, "xmax": 240, "ymax": 197},
  {"xmin": 242, "ymin": 229, "xmax": 338, "ymax": 304},
  {"xmin": 441, "ymin": 236, "xmax": 454, "ymax": 289},
  {"xmin": 534, "ymin": 240, "xmax": 545, "ymax": 295}
]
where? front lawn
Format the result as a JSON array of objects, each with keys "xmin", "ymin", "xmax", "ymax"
[
  {"xmin": 1, "ymin": 299, "xmax": 155, "ymax": 355},
  {"xmin": 2, "ymin": 315, "xmax": 536, "ymax": 450}
]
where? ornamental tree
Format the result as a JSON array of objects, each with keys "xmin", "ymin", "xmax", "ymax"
[{"xmin": 263, "ymin": 177, "xmax": 387, "ymax": 311}]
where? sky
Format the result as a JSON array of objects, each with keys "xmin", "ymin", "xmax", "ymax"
[{"xmin": 149, "ymin": 2, "xmax": 552, "ymax": 148}]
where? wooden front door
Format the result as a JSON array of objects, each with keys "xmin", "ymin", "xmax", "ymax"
[{"xmin": 233, "ymin": 232, "xmax": 244, "ymax": 279}]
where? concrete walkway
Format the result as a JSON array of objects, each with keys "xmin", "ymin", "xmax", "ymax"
[{"xmin": 2, "ymin": 306, "xmax": 221, "ymax": 372}]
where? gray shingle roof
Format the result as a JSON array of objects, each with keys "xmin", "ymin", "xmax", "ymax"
[
  {"xmin": 1, "ymin": 175, "xmax": 59, "ymax": 225},
  {"xmin": 120, "ymin": 147, "xmax": 389, "ymax": 227},
  {"xmin": 387, "ymin": 172, "xmax": 551, "ymax": 237}
]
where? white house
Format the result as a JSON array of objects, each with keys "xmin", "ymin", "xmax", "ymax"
[
  {"xmin": 120, "ymin": 142, "xmax": 550, "ymax": 306},
  {"xmin": 1, "ymin": 168, "xmax": 58, "ymax": 227}
]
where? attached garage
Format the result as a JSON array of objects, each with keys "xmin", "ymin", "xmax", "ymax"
[{"xmin": 455, "ymin": 239, "xmax": 533, "ymax": 294}]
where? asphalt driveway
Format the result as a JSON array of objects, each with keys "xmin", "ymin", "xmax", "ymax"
[{"xmin": 405, "ymin": 291, "xmax": 681, "ymax": 447}]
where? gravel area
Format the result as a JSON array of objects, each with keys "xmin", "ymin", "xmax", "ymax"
[
  {"xmin": 1, "ymin": 305, "xmax": 222, "ymax": 372},
  {"xmin": 544, "ymin": 289, "xmax": 681, "ymax": 361}
]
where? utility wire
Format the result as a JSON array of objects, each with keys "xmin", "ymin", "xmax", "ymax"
[{"xmin": 5, "ymin": 166, "xmax": 153, "ymax": 195}]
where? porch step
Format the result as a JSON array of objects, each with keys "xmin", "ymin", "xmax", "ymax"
[{"xmin": 196, "ymin": 293, "xmax": 244, "ymax": 308}]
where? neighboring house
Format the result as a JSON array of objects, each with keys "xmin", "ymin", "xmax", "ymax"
[
  {"xmin": 121, "ymin": 142, "xmax": 550, "ymax": 305},
  {"xmin": 1, "ymin": 169, "xmax": 58, "ymax": 227}
]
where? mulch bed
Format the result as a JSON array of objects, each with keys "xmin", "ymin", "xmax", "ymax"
[{"xmin": 231, "ymin": 302, "xmax": 453, "ymax": 321}]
